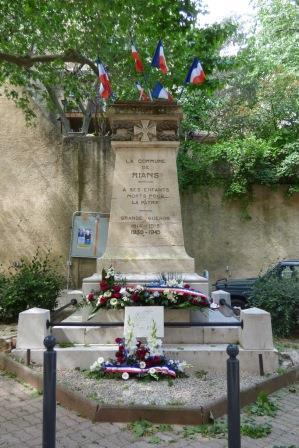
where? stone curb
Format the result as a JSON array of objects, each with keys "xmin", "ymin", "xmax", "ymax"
[{"xmin": 0, "ymin": 353, "xmax": 298, "ymax": 425}]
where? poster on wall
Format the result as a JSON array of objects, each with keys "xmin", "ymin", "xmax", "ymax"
[{"xmin": 71, "ymin": 212, "xmax": 109, "ymax": 258}]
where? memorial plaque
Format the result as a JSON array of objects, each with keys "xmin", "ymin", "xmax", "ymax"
[{"xmin": 124, "ymin": 306, "xmax": 164, "ymax": 338}]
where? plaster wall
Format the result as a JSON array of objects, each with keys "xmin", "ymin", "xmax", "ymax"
[
  {"xmin": 181, "ymin": 187, "xmax": 299, "ymax": 282},
  {"xmin": 0, "ymin": 96, "xmax": 298, "ymax": 286},
  {"xmin": 0, "ymin": 93, "xmax": 113, "ymax": 285}
]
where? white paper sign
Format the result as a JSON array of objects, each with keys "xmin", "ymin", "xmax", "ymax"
[{"xmin": 124, "ymin": 306, "xmax": 164, "ymax": 338}]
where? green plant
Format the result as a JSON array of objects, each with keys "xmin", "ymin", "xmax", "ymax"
[
  {"xmin": 182, "ymin": 421, "xmax": 227, "ymax": 439},
  {"xmin": 158, "ymin": 424, "xmax": 172, "ymax": 432},
  {"xmin": 276, "ymin": 367, "xmax": 287, "ymax": 375},
  {"xmin": 58, "ymin": 342, "xmax": 75, "ymax": 348},
  {"xmin": 148, "ymin": 436, "xmax": 162, "ymax": 444},
  {"xmin": 246, "ymin": 392, "xmax": 279, "ymax": 417},
  {"xmin": 167, "ymin": 399, "xmax": 186, "ymax": 406},
  {"xmin": 87, "ymin": 392, "xmax": 98, "ymax": 401},
  {"xmin": 274, "ymin": 339, "xmax": 299, "ymax": 352},
  {"xmin": 273, "ymin": 445, "xmax": 296, "ymax": 448},
  {"xmin": 30, "ymin": 389, "xmax": 43, "ymax": 398},
  {"xmin": 195, "ymin": 370, "xmax": 207, "ymax": 379},
  {"xmin": 248, "ymin": 275, "xmax": 299, "ymax": 337},
  {"xmin": 1, "ymin": 371, "xmax": 17, "ymax": 379},
  {"xmin": 127, "ymin": 420, "xmax": 154, "ymax": 438},
  {"xmin": 127, "ymin": 420, "xmax": 173, "ymax": 438},
  {"xmin": 288, "ymin": 386, "xmax": 297, "ymax": 393},
  {"xmin": 241, "ymin": 423, "xmax": 272, "ymax": 438},
  {"xmin": 0, "ymin": 249, "xmax": 64, "ymax": 323}
]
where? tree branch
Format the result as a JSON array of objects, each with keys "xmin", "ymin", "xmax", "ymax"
[
  {"xmin": 0, "ymin": 49, "xmax": 98, "ymax": 75},
  {"xmin": 45, "ymin": 84, "xmax": 71, "ymax": 134}
]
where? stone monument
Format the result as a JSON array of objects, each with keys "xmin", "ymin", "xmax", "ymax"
[{"xmin": 82, "ymin": 101, "xmax": 208, "ymax": 294}]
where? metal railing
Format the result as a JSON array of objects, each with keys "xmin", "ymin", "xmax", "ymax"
[
  {"xmin": 50, "ymin": 299, "xmax": 78, "ymax": 321},
  {"xmin": 42, "ymin": 336, "xmax": 241, "ymax": 448},
  {"xmin": 47, "ymin": 320, "xmax": 243, "ymax": 329}
]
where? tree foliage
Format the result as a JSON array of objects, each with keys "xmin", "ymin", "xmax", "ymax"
[
  {"xmin": 249, "ymin": 274, "xmax": 299, "ymax": 337},
  {"xmin": 0, "ymin": 0, "xmax": 234, "ymax": 131},
  {"xmin": 179, "ymin": 0, "xmax": 299, "ymax": 197}
]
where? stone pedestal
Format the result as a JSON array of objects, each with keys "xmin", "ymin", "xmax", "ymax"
[
  {"xmin": 16, "ymin": 307, "xmax": 50, "ymax": 349},
  {"xmin": 239, "ymin": 307, "xmax": 274, "ymax": 350},
  {"xmin": 82, "ymin": 101, "xmax": 208, "ymax": 293},
  {"xmin": 212, "ymin": 290, "xmax": 231, "ymax": 306}
]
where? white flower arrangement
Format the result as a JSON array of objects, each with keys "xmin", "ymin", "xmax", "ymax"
[
  {"xmin": 104, "ymin": 291, "xmax": 112, "ymax": 298},
  {"xmin": 106, "ymin": 267, "xmax": 115, "ymax": 279},
  {"xmin": 88, "ymin": 333, "xmax": 190, "ymax": 381}
]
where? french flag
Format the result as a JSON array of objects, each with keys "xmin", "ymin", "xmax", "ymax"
[
  {"xmin": 135, "ymin": 81, "xmax": 149, "ymax": 101},
  {"xmin": 185, "ymin": 58, "xmax": 206, "ymax": 85},
  {"xmin": 151, "ymin": 40, "xmax": 168, "ymax": 74},
  {"xmin": 151, "ymin": 82, "xmax": 173, "ymax": 101},
  {"xmin": 96, "ymin": 59, "xmax": 112, "ymax": 99},
  {"xmin": 131, "ymin": 44, "xmax": 143, "ymax": 73}
]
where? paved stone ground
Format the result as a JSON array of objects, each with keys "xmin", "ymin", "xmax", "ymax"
[{"xmin": 0, "ymin": 371, "xmax": 298, "ymax": 448}]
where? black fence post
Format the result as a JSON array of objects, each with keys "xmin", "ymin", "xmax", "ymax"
[
  {"xmin": 227, "ymin": 344, "xmax": 241, "ymax": 448},
  {"xmin": 43, "ymin": 335, "xmax": 57, "ymax": 448}
]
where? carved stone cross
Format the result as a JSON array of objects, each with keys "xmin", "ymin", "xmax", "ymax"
[{"xmin": 134, "ymin": 120, "xmax": 156, "ymax": 141}]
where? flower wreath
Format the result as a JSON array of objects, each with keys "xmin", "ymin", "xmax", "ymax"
[{"xmin": 83, "ymin": 267, "xmax": 209, "ymax": 314}]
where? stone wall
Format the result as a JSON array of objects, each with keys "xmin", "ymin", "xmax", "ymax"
[
  {"xmin": 0, "ymin": 95, "xmax": 298, "ymax": 286},
  {"xmin": 0, "ymin": 93, "xmax": 113, "ymax": 285},
  {"xmin": 181, "ymin": 187, "xmax": 299, "ymax": 282}
]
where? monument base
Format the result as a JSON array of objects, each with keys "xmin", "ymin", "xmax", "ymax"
[
  {"xmin": 82, "ymin": 272, "xmax": 209, "ymax": 296},
  {"xmin": 12, "ymin": 344, "xmax": 279, "ymax": 374}
]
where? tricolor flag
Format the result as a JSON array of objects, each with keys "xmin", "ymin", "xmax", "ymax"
[
  {"xmin": 131, "ymin": 44, "xmax": 144, "ymax": 73},
  {"xmin": 96, "ymin": 59, "xmax": 112, "ymax": 99},
  {"xmin": 135, "ymin": 81, "xmax": 149, "ymax": 101},
  {"xmin": 185, "ymin": 57, "xmax": 206, "ymax": 85},
  {"xmin": 151, "ymin": 40, "xmax": 168, "ymax": 74},
  {"xmin": 151, "ymin": 82, "xmax": 173, "ymax": 101}
]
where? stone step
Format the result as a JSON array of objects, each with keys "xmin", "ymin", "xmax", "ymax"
[
  {"xmin": 52, "ymin": 325, "xmax": 239, "ymax": 345},
  {"xmin": 12, "ymin": 343, "xmax": 278, "ymax": 375}
]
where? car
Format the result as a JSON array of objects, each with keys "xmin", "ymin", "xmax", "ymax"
[{"xmin": 214, "ymin": 259, "xmax": 299, "ymax": 308}]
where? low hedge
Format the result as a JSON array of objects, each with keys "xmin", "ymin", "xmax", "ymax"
[
  {"xmin": 249, "ymin": 275, "xmax": 299, "ymax": 337},
  {"xmin": 0, "ymin": 250, "xmax": 64, "ymax": 323}
]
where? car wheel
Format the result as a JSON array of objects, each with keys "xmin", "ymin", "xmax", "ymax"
[{"xmin": 231, "ymin": 298, "xmax": 247, "ymax": 309}]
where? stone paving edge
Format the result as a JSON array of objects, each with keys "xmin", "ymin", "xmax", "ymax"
[{"xmin": 0, "ymin": 352, "xmax": 298, "ymax": 425}]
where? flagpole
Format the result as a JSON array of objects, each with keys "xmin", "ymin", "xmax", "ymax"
[
  {"xmin": 130, "ymin": 35, "xmax": 153, "ymax": 101},
  {"xmin": 178, "ymin": 83, "xmax": 187, "ymax": 102}
]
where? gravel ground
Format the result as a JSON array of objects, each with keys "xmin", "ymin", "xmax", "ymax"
[
  {"xmin": 30, "ymin": 365, "xmax": 266, "ymax": 407},
  {"xmin": 3, "ymin": 323, "xmax": 298, "ymax": 408},
  {"xmin": 0, "ymin": 324, "xmax": 17, "ymax": 339}
]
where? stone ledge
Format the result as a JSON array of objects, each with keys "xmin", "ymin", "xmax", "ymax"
[{"xmin": 0, "ymin": 353, "xmax": 298, "ymax": 425}]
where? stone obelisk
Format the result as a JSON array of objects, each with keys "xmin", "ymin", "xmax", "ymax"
[{"xmin": 83, "ymin": 101, "xmax": 208, "ymax": 293}]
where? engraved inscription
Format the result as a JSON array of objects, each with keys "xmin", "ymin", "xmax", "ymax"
[{"xmin": 115, "ymin": 155, "xmax": 177, "ymax": 241}]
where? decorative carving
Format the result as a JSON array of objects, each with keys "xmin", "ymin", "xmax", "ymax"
[
  {"xmin": 157, "ymin": 131, "xmax": 178, "ymax": 141},
  {"xmin": 134, "ymin": 120, "xmax": 157, "ymax": 141},
  {"xmin": 156, "ymin": 121, "xmax": 178, "ymax": 132},
  {"xmin": 110, "ymin": 117, "xmax": 180, "ymax": 142},
  {"xmin": 111, "ymin": 121, "xmax": 134, "ymax": 141}
]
